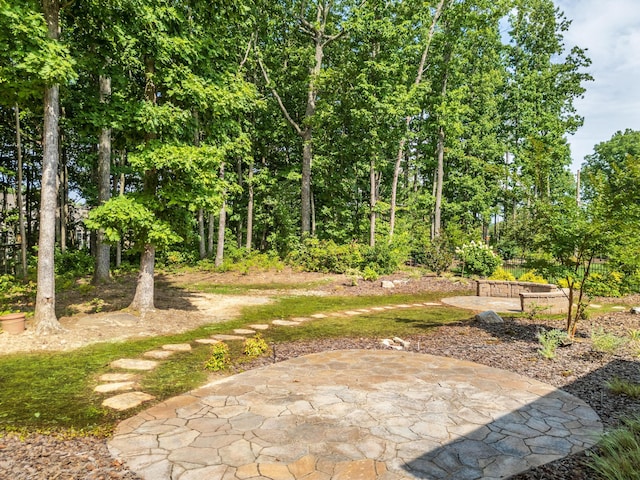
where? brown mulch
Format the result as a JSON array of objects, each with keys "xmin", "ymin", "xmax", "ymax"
[{"xmin": 1, "ymin": 273, "xmax": 639, "ymax": 479}]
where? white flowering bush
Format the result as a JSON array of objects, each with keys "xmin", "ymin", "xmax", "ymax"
[{"xmin": 455, "ymin": 241, "xmax": 501, "ymax": 277}]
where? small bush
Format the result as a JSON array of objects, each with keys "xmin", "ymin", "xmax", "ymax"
[
  {"xmin": 55, "ymin": 248, "xmax": 94, "ymax": 276},
  {"xmin": 361, "ymin": 266, "xmax": 379, "ymax": 282},
  {"xmin": 586, "ymin": 271, "xmax": 624, "ymax": 297},
  {"xmin": 420, "ymin": 237, "xmax": 453, "ymax": 276},
  {"xmin": 607, "ymin": 377, "xmax": 640, "ymax": 398},
  {"xmin": 456, "ymin": 241, "xmax": 501, "ymax": 278},
  {"xmin": 589, "ymin": 416, "xmax": 640, "ymax": 480},
  {"xmin": 591, "ymin": 328, "xmax": 627, "ymax": 354},
  {"xmin": 518, "ymin": 270, "xmax": 548, "ymax": 284},
  {"xmin": 204, "ymin": 343, "xmax": 231, "ymax": 371},
  {"xmin": 489, "ymin": 268, "xmax": 515, "ymax": 281},
  {"xmin": 244, "ymin": 334, "xmax": 269, "ymax": 358},
  {"xmin": 536, "ymin": 328, "xmax": 569, "ymax": 360}
]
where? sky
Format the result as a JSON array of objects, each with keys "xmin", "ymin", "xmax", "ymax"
[{"xmin": 554, "ymin": 0, "xmax": 640, "ymax": 171}]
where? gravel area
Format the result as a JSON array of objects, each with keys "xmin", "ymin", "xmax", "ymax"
[{"xmin": 1, "ymin": 282, "xmax": 639, "ymax": 479}]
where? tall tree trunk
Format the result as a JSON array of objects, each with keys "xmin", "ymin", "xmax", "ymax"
[
  {"xmin": 94, "ymin": 75, "xmax": 112, "ymax": 284},
  {"xmin": 58, "ymin": 144, "xmax": 67, "ymax": 252},
  {"xmin": 236, "ymin": 157, "xmax": 243, "ymax": 248},
  {"xmin": 245, "ymin": 161, "xmax": 254, "ymax": 251},
  {"xmin": 198, "ymin": 208, "xmax": 206, "ymax": 259},
  {"xmin": 15, "ymin": 104, "xmax": 27, "ymax": 279},
  {"xmin": 369, "ymin": 156, "xmax": 377, "ymax": 248},
  {"xmin": 129, "ymin": 244, "xmax": 155, "ymax": 311},
  {"xmin": 215, "ymin": 163, "xmax": 226, "ymax": 268},
  {"xmin": 389, "ymin": 0, "xmax": 447, "ymax": 241},
  {"xmin": 207, "ymin": 213, "xmax": 214, "ymax": 256},
  {"xmin": 116, "ymin": 150, "xmax": 125, "ymax": 268},
  {"xmin": 35, "ymin": 0, "xmax": 62, "ymax": 334},
  {"xmin": 433, "ymin": 126, "xmax": 445, "ymax": 238}
]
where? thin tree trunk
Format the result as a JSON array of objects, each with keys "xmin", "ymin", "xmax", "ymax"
[
  {"xmin": 35, "ymin": 0, "xmax": 62, "ymax": 334},
  {"xmin": 198, "ymin": 208, "xmax": 206, "ymax": 259},
  {"xmin": 369, "ymin": 156, "xmax": 377, "ymax": 248},
  {"xmin": 215, "ymin": 163, "xmax": 226, "ymax": 268},
  {"xmin": 94, "ymin": 75, "xmax": 112, "ymax": 284},
  {"xmin": 59, "ymin": 146, "xmax": 67, "ymax": 252},
  {"xmin": 245, "ymin": 162, "xmax": 254, "ymax": 251},
  {"xmin": 389, "ymin": 0, "xmax": 447, "ymax": 241},
  {"xmin": 236, "ymin": 157, "xmax": 243, "ymax": 248},
  {"xmin": 15, "ymin": 104, "xmax": 27, "ymax": 279},
  {"xmin": 207, "ymin": 213, "xmax": 214, "ymax": 256},
  {"xmin": 116, "ymin": 151, "xmax": 125, "ymax": 268},
  {"xmin": 433, "ymin": 126, "xmax": 445, "ymax": 238}
]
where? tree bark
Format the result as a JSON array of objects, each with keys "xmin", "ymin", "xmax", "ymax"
[
  {"xmin": 116, "ymin": 150, "xmax": 126, "ymax": 268},
  {"xmin": 129, "ymin": 244, "xmax": 155, "ymax": 311},
  {"xmin": 236, "ymin": 157, "xmax": 243, "ymax": 248},
  {"xmin": 215, "ymin": 163, "xmax": 226, "ymax": 268},
  {"xmin": 198, "ymin": 208, "xmax": 206, "ymax": 259},
  {"xmin": 15, "ymin": 104, "xmax": 27, "ymax": 279},
  {"xmin": 94, "ymin": 75, "xmax": 112, "ymax": 284},
  {"xmin": 433, "ymin": 126, "xmax": 445, "ymax": 238},
  {"xmin": 245, "ymin": 161, "xmax": 254, "ymax": 251},
  {"xmin": 35, "ymin": 0, "xmax": 62, "ymax": 334},
  {"xmin": 207, "ymin": 212, "xmax": 214, "ymax": 256},
  {"xmin": 369, "ymin": 156, "xmax": 377, "ymax": 248},
  {"xmin": 389, "ymin": 0, "xmax": 447, "ymax": 241}
]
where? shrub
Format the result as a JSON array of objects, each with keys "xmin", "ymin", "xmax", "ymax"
[
  {"xmin": 455, "ymin": 241, "xmax": 501, "ymax": 277},
  {"xmin": 420, "ymin": 237, "xmax": 453, "ymax": 276},
  {"xmin": 361, "ymin": 266, "xmax": 379, "ymax": 282},
  {"xmin": 55, "ymin": 248, "xmax": 94, "ymax": 276},
  {"xmin": 244, "ymin": 334, "xmax": 269, "ymax": 358},
  {"xmin": 591, "ymin": 328, "xmax": 627, "ymax": 354},
  {"xmin": 489, "ymin": 267, "xmax": 515, "ymax": 281},
  {"xmin": 360, "ymin": 242, "xmax": 403, "ymax": 276},
  {"xmin": 204, "ymin": 343, "xmax": 231, "ymax": 371},
  {"xmin": 589, "ymin": 416, "xmax": 640, "ymax": 480},
  {"xmin": 287, "ymin": 238, "xmax": 362, "ymax": 274},
  {"xmin": 518, "ymin": 270, "xmax": 548, "ymax": 284},
  {"xmin": 585, "ymin": 271, "xmax": 624, "ymax": 297},
  {"xmin": 536, "ymin": 328, "xmax": 569, "ymax": 360}
]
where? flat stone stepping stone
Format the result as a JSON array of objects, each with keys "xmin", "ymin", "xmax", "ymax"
[
  {"xmin": 111, "ymin": 350, "xmax": 602, "ymax": 480},
  {"xmin": 423, "ymin": 302, "xmax": 442, "ymax": 306},
  {"xmin": 211, "ymin": 334, "xmax": 246, "ymax": 341},
  {"xmin": 144, "ymin": 350, "xmax": 174, "ymax": 359},
  {"xmin": 94, "ymin": 381, "xmax": 135, "ymax": 393},
  {"xmin": 412, "ymin": 303, "xmax": 425, "ymax": 307},
  {"xmin": 289, "ymin": 317, "xmax": 311, "ymax": 322},
  {"xmin": 383, "ymin": 306, "xmax": 396, "ymax": 309},
  {"xmin": 396, "ymin": 304, "xmax": 412, "ymax": 308},
  {"xmin": 102, "ymin": 392, "xmax": 154, "ymax": 411},
  {"xmin": 110, "ymin": 359, "xmax": 158, "ymax": 371},
  {"xmin": 612, "ymin": 306, "xmax": 626, "ymax": 310},
  {"xmin": 248, "ymin": 324, "xmax": 270, "ymax": 330},
  {"xmin": 195, "ymin": 338, "xmax": 222, "ymax": 344},
  {"xmin": 356, "ymin": 309, "xmax": 372, "ymax": 313},
  {"xmin": 272, "ymin": 319, "xmax": 301, "ymax": 326},
  {"xmin": 310, "ymin": 313, "xmax": 328, "ymax": 319},
  {"xmin": 162, "ymin": 343, "xmax": 192, "ymax": 352},
  {"xmin": 343, "ymin": 310, "xmax": 363, "ymax": 315},
  {"xmin": 233, "ymin": 328, "xmax": 256, "ymax": 335},
  {"xmin": 99, "ymin": 373, "xmax": 137, "ymax": 382},
  {"xmin": 371, "ymin": 307, "xmax": 386, "ymax": 311}
]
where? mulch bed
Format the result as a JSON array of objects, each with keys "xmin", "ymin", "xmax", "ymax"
[{"xmin": 2, "ymin": 310, "xmax": 640, "ymax": 479}]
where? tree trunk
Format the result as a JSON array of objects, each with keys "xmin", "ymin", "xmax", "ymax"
[
  {"xmin": 433, "ymin": 126, "xmax": 445, "ymax": 238},
  {"xmin": 94, "ymin": 75, "xmax": 112, "ymax": 284},
  {"xmin": 207, "ymin": 212, "xmax": 214, "ymax": 256},
  {"xmin": 215, "ymin": 163, "xmax": 226, "ymax": 268},
  {"xmin": 389, "ymin": 0, "xmax": 447, "ymax": 241},
  {"xmin": 116, "ymin": 150, "xmax": 126, "ymax": 268},
  {"xmin": 35, "ymin": 0, "xmax": 62, "ymax": 334},
  {"xmin": 15, "ymin": 104, "xmax": 27, "ymax": 279},
  {"xmin": 129, "ymin": 244, "xmax": 155, "ymax": 312},
  {"xmin": 198, "ymin": 208, "xmax": 206, "ymax": 259},
  {"xmin": 369, "ymin": 156, "xmax": 377, "ymax": 248},
  {"xmin": 59, "ymin": 144, "xmax": 68, "ymax": 252},
  {"xmin": 236, "ymin": 157, "xmax": 243, "ymax": 248},
  {"xmin": 246, "ymin": 162, "xmax": 254, "ymax": 251}
]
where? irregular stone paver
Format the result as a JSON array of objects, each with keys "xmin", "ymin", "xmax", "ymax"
[
  {"xmin": 233, "ymin": 329, "xmax": 256, "ymax": 335},
  {"xmin": 109, "ymin": 350, "xmax": 601, "ymax": 480},
  {"xmin": 103, "ymin": 392, "xmax": 155, "ymax": 411},
  {"xmin": 272, "ymin": 320, "xmax": 301, "ymax": 326},
  {"xmin": 442, "ymin": 296, "xmax": 521, "ymax": 313},
  {"xmin": 111, "ymin": 359, "xmax": 159, "ymax": 371},
  {"xmin": 247, "ymin": 324, "xmax": 270, "ymax": 331},
  {"xmin": 423, "ymin": 302, "xmax": 442, "ymax": 306},
  {"xmin": 162, "ymin": 343, "xmax": 192, "ymax": 352},
  {"xmin": 212, "ymin": 334, "xmax": 247, "ymax": 341},
  {"xmin": 343, "ymin": 310, "xmax": 363, "ymax": 315},
  {"xmin": 144, "ymin": 350, "xmax": 174, "ymax": 359},
  {"xmin": 289, "ymin": 317, "xmax": 311, "ymax": 323},
  {"xmin": 94, "ymin": 381, "xmax": 136, "ymax": 393},
  {"xmin": 99, "ymin": 373, "xmax": 137, "ymax": 382},
  {"xmin": 310, "ymin": 313, "xmax": 328, "ymax": 319},
  {"xmin": 195, "ymin": 338, "xmax": 222, "ymax": 345}
]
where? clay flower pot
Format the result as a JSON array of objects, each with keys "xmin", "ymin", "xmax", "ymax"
[{"xmin": 0, "ymin": 312, "xmax": 26, "ymax": 335}]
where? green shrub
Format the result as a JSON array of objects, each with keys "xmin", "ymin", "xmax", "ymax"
[
  {"xmin": 361, "ymin": 266, "xmax": 379, "ymax": 282},
  {"xmin": 589, "ymin": 416, "xmax": 640, "ymax": 480},
  {"xmin": 489, "ymin": 267, "xmax": 515, "ymax": 281},
  {"xmin": 244, "ymin": 334, "xmax": 269, "ymax": 358},
  {"xmin": 287, "ymin": 238, "xmax": 362, "ymax": 274},
  {"xmin": 456, "ymin": 241, "xmax": 501, "ymax": 277},
  {"xmin": 204, "ymin": 343, "xmax": 231, "ymax": 371},
  {"xmin": 360, "ymin": 243, "xmax": 403, "ymax": 276},
  {"xmin": 55, "ymin": 248, "xmax": 94, "ymax": 276},
  {"xmin": 518, "ymin": 270, "xmax": 548, "ymax": 284},
  {"xmin": 586, "ymin": 271, "xmax": 624, "ymax": 297},
  {"xmin": 419, "ymin": 237, "xmax": 453, "ymax": 276},
  {"xmin": 591, "ymin": 328, "xmax": 627, "ymax": 354},
  {"xmin": 536, "ymin": 328, "xmax": 569, "ymax": 360}
]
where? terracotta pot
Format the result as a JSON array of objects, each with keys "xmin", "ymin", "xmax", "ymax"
[{"xmin": 0, "ymin": 313, "xmax": 26, "ymax": 335}]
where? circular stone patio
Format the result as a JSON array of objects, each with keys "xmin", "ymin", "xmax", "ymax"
[{"xmin": 108, "ymin": 350, "xmax": 601, "ymax": 480}]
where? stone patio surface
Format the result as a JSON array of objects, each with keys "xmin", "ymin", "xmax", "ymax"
[
  {"xmin": 108, "ymin": 350, "xmax": 601, "ymax": 480},
  {"xmin": 441, "ymin": 296, "xmax": 522, "ymax": 313}
]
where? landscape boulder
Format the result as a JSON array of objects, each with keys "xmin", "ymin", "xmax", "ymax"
[
  {"xmin": 381, "ymin": 280, "xmax": 395, "ymax": 289},
  {"xmin": 631, "ymin": 307, "xmax": 640, "ymax": 314},
  {"xmin": 475, "ymin": 310, "xmax": 504, "ymax": 324}
]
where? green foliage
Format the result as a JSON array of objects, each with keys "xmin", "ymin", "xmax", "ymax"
[
  {"xmin": 518, "ymin": 270, "xmax": 548, "ymax": 284},
  {"xmin": 204, "ymin": 343, "xmax": 231, "ymax": 372},
  {"xmin": 54, "ymin": 248, "xmax": 94, "ymax": 276},
  {"xmin": 416, "ymin": 237, "xmax": 454, "ymax": 276},
  {"xmin": 360, "ymin": 242, "xmax": 404, "ymax": 276},
  {"xmin": 489, "ymin": 268, "xmax": 515, "ymax": 281},
  {"xmin": 536, "ymin": 328, "xmax": 569, "ymax": 360},
  {"xmin": 456, "ymin": 241, "xmax": 501, "ymax": 277},
  {"xmin": 589, "ymin": 416, "xmax": 640, "ymax": 480},
  {"xmin": 361, "ymin": 266, "xmax": 379, "ymax": 282},
  {"xmin": 591, "ymin": 328, "xmax": 627, "ymax": 354},
  {"xmin": 607, "ymin": 377, "xmax": 640, "ymax": 398},
  {"xmin": 243, "ymin": 334, "xmax": 269, "ymax": 358},
  {"xmin": 586, "ymin": 271, "xmax": 624, "ymax": 298}
]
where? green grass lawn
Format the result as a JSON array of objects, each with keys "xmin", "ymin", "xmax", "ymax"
[{"xmin": 0, "ymin": 290, "xmax": 471, "ymax": 436}]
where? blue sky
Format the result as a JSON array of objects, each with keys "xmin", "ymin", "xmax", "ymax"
[{"xmin": 555, "ymin": 0, "xmax": 640, "ymax": 171}]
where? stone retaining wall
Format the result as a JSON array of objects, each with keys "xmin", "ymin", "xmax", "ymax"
[
  {"xmin": 520, "ymin": 290, "xmax": 569, "ymax": 315},
  {"xmin": 476, "ymin": 280, "xmax": 558, "ymax": 298}
]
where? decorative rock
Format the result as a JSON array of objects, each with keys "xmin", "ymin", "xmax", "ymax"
[
  {"xmin": 475, "ymin": 310, "xmax": 504, "ymax": 324},
  {"xmin": 381, "ymin": 280, "xmax": 395, "ymax": 289},
  {"xmin": 631, "ymin": 307, "xmax": 640, "ymax": 314},
  {"xmin": 110, "ymin": 358, "xmax": 159, "ymax": 371},
  {"xmin": 162, "ymin": 343, "xmax": 192, "ymax": 352},
  {"xmin": 94, "ymin": 381, "xmax": 135, "ymax": 393},
  {"xmin": 144, "ymin": 350, "xmax": 174, "ymax": 359},
  {"xmin": 99, "ymin": 373, "xmax": 136, "ymax": 382},
  {"xmin": 248, "ymin": 324, "xmax": 270, "ymax": 330},
  {"xmin": 393, "ymin": 337, "xmax": 411, "ymax": 349},
  {"xmin": 195, "ymin": 338, "xmax": 221, "ymax": 345},
  {"xmin": 102, "ymin": 392, "xmax": 155, "ymax": 411}
]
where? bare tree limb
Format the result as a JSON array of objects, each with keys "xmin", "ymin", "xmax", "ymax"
[{"xmin": 239, "ymin": 35, "xmax": 254, "ymax": 70}]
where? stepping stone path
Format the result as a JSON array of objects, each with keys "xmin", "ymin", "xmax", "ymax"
[{"xmin": 97, "ymin": 302, "xmax": 446, "ymax": 411}]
